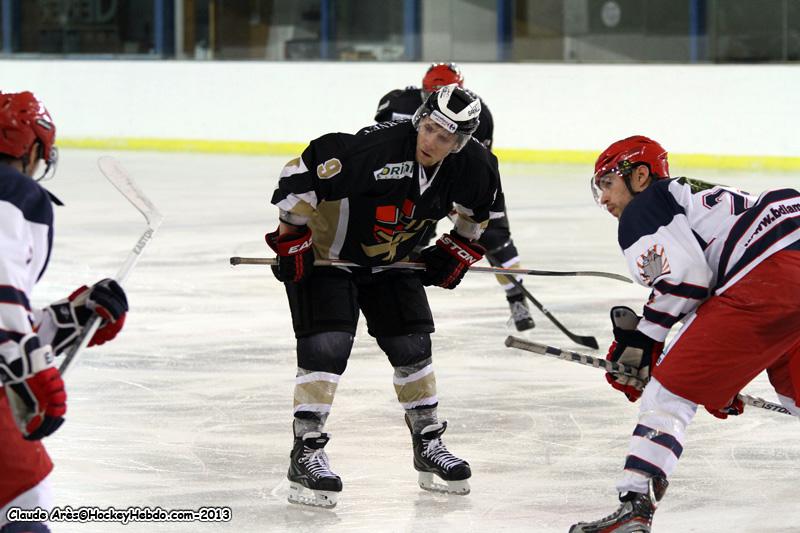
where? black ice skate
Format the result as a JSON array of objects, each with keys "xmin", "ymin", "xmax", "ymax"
[
  {"xmin": 507, "ymin": 292, "xmax": 535, "ymax": 331},
  {"xmin": 411, "ymin": 421, "xmax": 471, "ymax": 495},
  {"xmin": 287, "ymin": 432, "xmax": 342, "ymax": 509},
  {"xmin": 569, "ymin": 477, "xmax": 668, "ymax": 533}
]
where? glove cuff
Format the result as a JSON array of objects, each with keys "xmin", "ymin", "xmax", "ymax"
[
  {"xmin": 0, "ymin": 334, "xmax": 56, "ymax": 384},
  {"xmin": 266, "ymin": 226, "xmax": 313, "ymax": 256}
]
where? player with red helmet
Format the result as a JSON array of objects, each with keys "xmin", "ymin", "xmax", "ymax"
[
  {"xmin": 375, "ymin": 63, "xmax": 535, "ymax": 332},
  {"xmin": 421, "ymin": 62, "xmax": 464, "ymax": 97},
  {"xmin": 0, "ymin": 92, "xmax": 129, "ymax": 532},
  {"xmin": 0, "ymin": 92, "xmax": 58, "ymax": 181},
  {"xmin": 571, "ymin": 135, "xmax": 800, "ymax": 532}
]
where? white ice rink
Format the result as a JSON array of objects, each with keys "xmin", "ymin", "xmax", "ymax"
[{"xmin": 37, "ymin": 149, "xmax": 799, "ymax": 532}]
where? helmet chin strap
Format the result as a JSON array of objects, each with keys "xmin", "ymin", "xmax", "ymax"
[
  {"xmin": 20, "ymin": 152, "xmax": 31, "ymax": 176},
  {"xmin": 622, "ymin": 163, "xmax": 651, "ymax": 197},
  {"xmin": 623, "ymin": 175, "xmax": 638, "ymax": 197}
]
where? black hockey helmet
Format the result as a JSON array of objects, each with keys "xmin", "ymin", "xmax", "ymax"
[{"xmin": 412, "ymin": 84, "xmax": 480, "ymax": 153}]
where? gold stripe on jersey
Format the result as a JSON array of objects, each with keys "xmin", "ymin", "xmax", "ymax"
[
  {"xmin": 280, "ymin": 157, "xmax": 306, "ymax": 177},
  {"xmin": 309, "ymin": 200, "xmax": 343, "ymax": 260},
  {"xmin": 286, "ymin": 198, "xmax": 317, "ymax": 219}
]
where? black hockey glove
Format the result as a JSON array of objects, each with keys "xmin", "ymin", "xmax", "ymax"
[
  {"xmin": 265, "ymin": 225, "xmax": 314, "ymax": 283},
  {"xmin": 605, "ymin": 306, "xmax": 663, "ymax": 402},
  {"xmin": 419, "ymin": 231, "xmax": 485, "ymax": 290},
  {"xmin": 46, "ymin": 279, "xmax": 129, "ymax": 355}
]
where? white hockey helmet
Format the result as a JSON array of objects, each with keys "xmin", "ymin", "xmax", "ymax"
[{"xmin": 412, "ymin": 84, "xmax": 481, "ymax": 153}]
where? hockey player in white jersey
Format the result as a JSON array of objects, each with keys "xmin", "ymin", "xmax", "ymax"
[
  {"xmin": 0, "ymin": 92, "xmax": 128, "ymax": 533},
  {"xmin": 570, "ymin": 136, "xmax": 800, "ymax": 532}
]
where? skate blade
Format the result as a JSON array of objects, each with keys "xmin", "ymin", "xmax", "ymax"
[
  {"xmin": 287, "ymin": 482, "xmax": 339, "ymax": 509},
  {"xmin": 418, "ymin": 472, "xmax": 470, "ymax": 495}
]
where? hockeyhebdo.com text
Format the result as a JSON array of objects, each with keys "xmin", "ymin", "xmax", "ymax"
[{"xmin": 6, "ymin": 505, "xmax": 232, "ymax": 525}]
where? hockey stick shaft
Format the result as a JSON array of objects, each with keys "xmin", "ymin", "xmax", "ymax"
[
  {"xmin": 229, "ymin": 257, "xmax": 632, "ymax": 283},
  {"xmin": 59, "ymin": 158, "xmax": 164, "ymax": 376},
  {"xmin": 505, "ymin": 335, "xmax": 634, "ymax": 374},
  {"xmin": 504, "ymin": 336, "xmax": 794, "ymax": 417},
  {"xmin": 500, "ymin": 272, "xmax": 599, "ymax": 349}
]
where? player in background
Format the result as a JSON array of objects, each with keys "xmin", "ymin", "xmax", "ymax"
[
  {"xmin": 375, "ymin": 62, "xmax": 534, "ymax": 331},
  {"xmin": 269, "ymin": 85, "xmax": 498, "ymax": 508},
  {"xmin": 0, "ymin": 92, "xmax": 128, "ymax": 533},
  {"xmin": 570, "ymin": 135, "xmax": 800, "ymax": 532}
]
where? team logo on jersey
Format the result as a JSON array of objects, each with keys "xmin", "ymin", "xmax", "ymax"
[
  {"xmin": 637, "ymin": 244, "xmax": 671, "ymax": 285},
  {"xmin": 361, "ymin": 200, "xmax": 434, "ymax": 262},
  {"xmin": 373, "ymin": 161, "xmax": 414, "ymax": 181}
]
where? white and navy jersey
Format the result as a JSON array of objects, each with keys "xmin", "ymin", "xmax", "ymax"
[
  {"xmin": 374, "ymin": 86, "xmax": 495, "ymax": 150},
  {"xmin": 271, "ymin": 121, "xmax": 501, "ymax": 267},
  {"xmin": 619, "ymin": 177, "xmax": 800, "ymax": 342},
  {"xmin": 0, "ymin": 164, "xmax": 54, "ymax": 367}
]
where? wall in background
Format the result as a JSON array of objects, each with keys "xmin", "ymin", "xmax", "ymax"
[{"xmin": 3, "ymin": 60, "xmax": 798, "ymax": 168}]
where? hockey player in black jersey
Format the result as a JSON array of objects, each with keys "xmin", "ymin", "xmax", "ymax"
[
  {"xmin": 269, "ymin": 85, "xmax": 496, "ymax": 508},
  {"xmin": 375, "ymin": 62, "xmax": 534, "ymax": 331}
]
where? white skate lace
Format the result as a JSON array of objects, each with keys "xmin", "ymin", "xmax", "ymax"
[
  {"xmin": 300, "ymin": 447, "xmax": 336, "ymax": 480},
  {"xmin": 423, "ymin": 438, "xmax": 464, "ymax": 470}
]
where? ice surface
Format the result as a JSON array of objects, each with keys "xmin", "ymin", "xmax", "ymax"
[{"xmin": 39, "ymin": 150, "xmax": 799, "ymax": 532}]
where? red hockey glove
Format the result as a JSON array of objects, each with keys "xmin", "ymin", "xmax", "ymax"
[
  {"xmin": 605, "ymin": 306, "xmax": 663, "ymax": 402},
  {"xmin": 46, "ymin": 278, "xmax": 129, "ymax": 355},
  {"xmin": 265, "ymin": 225, "xmax": 314, "ymax": 283},
  {"xmin": 0, "ymin": 334, "xmax": 66, "ymax": 440},
  {"xmin": 705, "ymin": 396, "xmax": 745, "ymax": 419},
  {"xmin": 419, "ymin": 231, "xmax": 485, "ymax": 289}
]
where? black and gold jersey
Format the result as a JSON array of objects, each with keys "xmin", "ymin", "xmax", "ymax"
[
  {"xmin": 271, "ymin": 121, "xmax": 502, "ymax": 267},
  {"xmin": 374, "ymin": 86, "xmax": 495, "ymax": 150}
]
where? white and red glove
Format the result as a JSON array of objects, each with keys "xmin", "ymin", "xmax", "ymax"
[
  {"xmin": 0, "ymin": 334, "xmax": 66, "ymax": 440},
  {"xmin": 605, "ymin": 306, "xmax": 663, "ymax": 402},
  {"xmin": 419, "ymin": 230, "xmax": 485, "ymax": 289},
  {"xmin": 46, "ymin": 278, "xmax": 128, "ymax": 355},
  {"xmin": 265, "ymin": 225, "xmax": 314, "ymax": 283}
]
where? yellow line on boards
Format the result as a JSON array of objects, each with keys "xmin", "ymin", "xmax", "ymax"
[
  {"xmin": 59, "ymin": 138, "xmax": 308, "ymax": 156},
  {"xmin": 58, "ymin": 137, "xmax": 800, "ymax": 171}
]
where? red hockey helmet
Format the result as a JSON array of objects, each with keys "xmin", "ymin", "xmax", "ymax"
[
  {"xmin": 422, "ymin": 63, "xmax": 464, "ymax": 98},
  {"xmin": 0, "ymin": 91, "xmax": 58, "ymax": 178},
  {"xmin": 591, "ymin": 135, "xmax": 669, "ymax": 204}
]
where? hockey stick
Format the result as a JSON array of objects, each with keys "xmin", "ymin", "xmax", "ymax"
[
  {"xmin": 500, "ymin": 273, "xmax": 598, "ymax": 349},
  {"xmin": 504, "ymin": 336, "xmax": 794, "ymax": 417},
  {"xmin": 59, "ymin": 157, "xmax": 164, "ymax": 376},
  {"xmin": 229, "ymin": 257, "xmax": 632, "ymax": 283}
]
